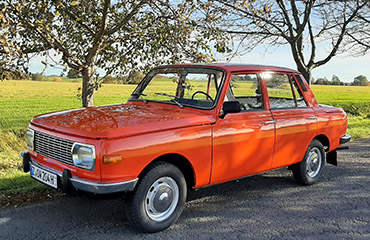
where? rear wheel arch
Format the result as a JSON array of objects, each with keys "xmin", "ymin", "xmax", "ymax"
[
  {"xmin": 314, "ymin": 134, "xmax": 330, "ymax": 152},
  {"xmin": 292, "ymin": 139, "xmax": 325, "ymax": 185},
  {"xmin": 138, "ymin": 153, "xmax": 195, "ymax": 189}
]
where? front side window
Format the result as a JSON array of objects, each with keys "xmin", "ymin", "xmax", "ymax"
[
  {"xmin": 225, "ymin": 74, "xmax": 264, "ymax": 110},
  {"xmin": 129, "ymin": 67, "xmax": 224, "ymax": 109},
  {"xmin": 265, "ymin": 73, "xmax": 307, "ymax": 109}
]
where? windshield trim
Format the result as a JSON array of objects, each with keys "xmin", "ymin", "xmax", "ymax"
[{"xmin": 129, "ymin": 66, "xmax": 227, "ymax": 110}]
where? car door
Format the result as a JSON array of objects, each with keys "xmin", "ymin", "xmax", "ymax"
[
  {"xmin": 211, "ymin": 73, "xmax": 275, "ymax": 185},
  {"xmin": 264, "ymin": 73, "xmax": 317, "ymax": 169}
]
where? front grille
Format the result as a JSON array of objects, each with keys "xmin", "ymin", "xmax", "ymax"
[{"xmin": 34, "ymin": 131, "xmax": 74, "ymax": 165}]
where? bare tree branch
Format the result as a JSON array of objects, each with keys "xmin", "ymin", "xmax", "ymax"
[
  {"xmin": 276, "ymin": 0, "xmax": 294, "ymax": 39},
  {"xmin": 314, "ymin": 1, "xmax": 367, "ymax": 67},
  {"xmin": 217, "ymin": 0, "xmax": 290, "ymax": 41},
  {"xmin": 347, "ymin": 32, "xmax": 370, "ymax": 49}
]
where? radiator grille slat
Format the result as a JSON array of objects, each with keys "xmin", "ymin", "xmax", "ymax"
[{"xmin": 34, "ymin": 131, "xmax": 74, "ymax": 165}]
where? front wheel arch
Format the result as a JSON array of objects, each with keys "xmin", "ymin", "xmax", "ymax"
[{"xmin": 138, "ymin": 153, "xmax": 195, "ymax": 189}]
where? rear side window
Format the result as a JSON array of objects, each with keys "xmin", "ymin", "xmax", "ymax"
[
  {"xmin": 226, "ymin": 74, "xmax": 264, "ymax": 111},
  {"xmin": 264, "ymin": 73, "xmax": 308, "ymax": 109}
]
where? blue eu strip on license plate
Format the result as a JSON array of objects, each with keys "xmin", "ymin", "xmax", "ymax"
[{"xmin": 30, "ymin": 164, "xmax": 58, "ymax": 189}]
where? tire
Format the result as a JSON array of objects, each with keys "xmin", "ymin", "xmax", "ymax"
[
  {"xmin": 126, "ymin": 162, "xmax": 187, "ymax": 233},
  {"xmin": 291, "ymin": 139, "xmax": 325, "ymax": 185}
]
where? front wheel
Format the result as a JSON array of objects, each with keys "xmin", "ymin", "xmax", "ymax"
[
  {"xmin": 291, "ymin": 139, "xmax": 325, "ymax": 185},
  {"xmin": 126, "ymin": 162, "xmax": 187, "ymax": 233}
]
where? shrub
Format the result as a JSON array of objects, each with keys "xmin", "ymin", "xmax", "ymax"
[
  {"xmin": 102, "ymin": 75, "xmax": 117, "ymax": 84},
  {"xmin": 332, "ymin": 102, "xmax": 370, "ymax": 116},
  {"xmin": 121, "ymin": 71, "xmax": 145, "ymax": 84},
  {"xmin": 31, "ymin": 73, "xmax": 44, "ymax": 81}
]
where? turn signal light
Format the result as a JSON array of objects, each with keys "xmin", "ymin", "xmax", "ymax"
[{"xmin": 103, "ymin": 155, "xmax": 122, "ymax": 164}]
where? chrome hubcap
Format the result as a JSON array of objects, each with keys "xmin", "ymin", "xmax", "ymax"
[
  {"xmin": 306, "ymin": 147, "xmax": 322, "ymax": 178},
  {"xmin": 145, "ymin": 177, "xmax": 179, "ymax": 221}
]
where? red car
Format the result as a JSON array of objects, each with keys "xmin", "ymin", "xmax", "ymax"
[{"xmin": 21, "ymin": 64, "xmax": 351, "ymax": 232}]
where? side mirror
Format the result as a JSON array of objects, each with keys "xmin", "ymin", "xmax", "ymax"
[{"xmin": 220, "ymin": 101, "xmax": 241, "ymax": 118}]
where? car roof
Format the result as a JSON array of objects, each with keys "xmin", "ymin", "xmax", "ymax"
[{"xmin": 160, "ymin": 63, "xmax": 300, "ymax": 74}]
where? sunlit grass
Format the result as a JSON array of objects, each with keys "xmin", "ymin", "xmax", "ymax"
[
  {"xmin": 311, "ymin": 85, "xmax": 370, "ymax": 103},
  {"xmin": 347, "ymin": 116, "xmax": 370, "ymax": 139}
]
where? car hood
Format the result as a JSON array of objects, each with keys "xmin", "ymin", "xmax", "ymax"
[{"xmin": 31, "ymin": 102, "xmax": 216, "ymax": 139}]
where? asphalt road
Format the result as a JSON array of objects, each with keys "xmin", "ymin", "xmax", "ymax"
[{"xmin": 1, "ymin": 139, "xmax": 369, "ymax": 240}]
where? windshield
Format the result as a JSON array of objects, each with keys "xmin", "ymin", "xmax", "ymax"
[{"xmin": 129, "ymin": 67, "xmax": 225, "ymax": 109}]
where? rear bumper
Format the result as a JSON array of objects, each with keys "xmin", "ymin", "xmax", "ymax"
[
  {"xmin": 21, "ymin": 151, "xmax": 138, "ymax": 194},
  {"xmin": 340, "ymin": 134, "xmax": 352, "ymax": 145}
]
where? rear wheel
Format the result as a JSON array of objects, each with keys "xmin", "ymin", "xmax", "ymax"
[
  {"xmin": 126, "ymin": 162, "xmax": 187, "ymax": 233},
  {"xmin": 291, "ymin": 139, "xmax": 325, "ymax": 185}
]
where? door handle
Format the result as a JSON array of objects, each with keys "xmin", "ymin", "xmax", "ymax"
[
  {"xmin": 306, "ymin": 116, "xmax": 318, "ymax": 120},
  {"xmin": 262, "ymin": 120, "xmax": 276, "ymax": 125}
]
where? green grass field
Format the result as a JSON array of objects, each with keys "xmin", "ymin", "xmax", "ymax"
[{"xmin": 1, "ymin": 80, "xmax": 369, "ymax": 205}]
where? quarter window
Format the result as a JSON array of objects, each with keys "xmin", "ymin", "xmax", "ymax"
[{"xmin": 291, "ymin": 76, "xmax": 308, "ymax": 107}]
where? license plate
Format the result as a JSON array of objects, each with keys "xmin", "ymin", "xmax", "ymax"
[{"xmin": 30, "ymin": 164, "xmax": 58, "ymax": 189}]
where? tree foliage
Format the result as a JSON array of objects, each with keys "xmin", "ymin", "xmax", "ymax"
[
  {"xmin": 313, "ymin": 76, "xmax": 344, "ymax": 86},
  {"xmin": 331, "ymin": 75, "xmax": 342, "ymax": 86},
  {"xmin": 67, "ymin": 69, "xmax": 81, "ymax": 79},
  {"xmin": 352, "ymin": 75, "xmax": 369, "ymax": 86},
  {"xmin": 197, "ymin": 0, "xmax": 370, "ymax": 83},
  {"xmin": 0, "ymin": 0, "xmax": 223, "ymax": 107}
]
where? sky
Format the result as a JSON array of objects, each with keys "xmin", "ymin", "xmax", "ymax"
[
  {"xmin": 226, "ymin": 45, "xmax": 370, "ymax": 83},
  {"xmin": 29, "ymin": 44, "xmax": 370, "ymax": 83}
]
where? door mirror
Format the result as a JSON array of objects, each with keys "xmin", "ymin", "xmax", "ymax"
[{"xmin": 220, "ymin": 101, "xmax": 241, "ymax": 118}]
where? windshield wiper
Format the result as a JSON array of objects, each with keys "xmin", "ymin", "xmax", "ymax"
[
  {"xmin": 155, "ymin": 92, "xmax": 184, "ymax": 108},
  {"xmin": 131, "ymin": 92, "xmax": 148, "ymax": 103}
]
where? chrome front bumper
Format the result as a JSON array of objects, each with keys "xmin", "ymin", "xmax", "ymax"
[
  {"xmin": 70, "ymin": 177, "xmax": 138, "ymax": 194},
  {"xmin": 21, "ymin": 151, "xmax": 138, "ymax": 194}
]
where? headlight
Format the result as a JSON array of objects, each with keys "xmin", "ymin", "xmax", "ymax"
[
  {"xmin": 72, "ymin": 143, "xmax": 96, "ymax": 170},
  {"xmin": 26, "ymin": 129, "xmax": 34, "ymax": 150}
]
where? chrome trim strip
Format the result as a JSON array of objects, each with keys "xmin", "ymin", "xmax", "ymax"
[
  {"xmin": 70, "ymin": 177, "xmax": 138, "ymax": 194},
  {"xmin": 262, "ymin": 120, "xmax": 276, "ymax": 124},
  {"xmin": 340, "ymin": 134, "xmax": 352, "ymax": 145},
  {"xmin": 305, "ymin": 116, "xmax": 318, "ymax": 120}
]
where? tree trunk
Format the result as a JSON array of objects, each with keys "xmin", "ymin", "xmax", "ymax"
[
  {"xmin": 82, "ymin": 65, "xmax": 95, "ymax": 107},
  {"xmin": 301, "ymin": 69, "xmax": 312, "ymax": 85},
  {"xmin": 295, "ymin": 63, "xmax": 313, "ymax": 85}
]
